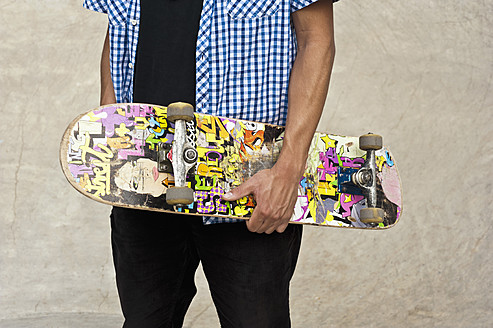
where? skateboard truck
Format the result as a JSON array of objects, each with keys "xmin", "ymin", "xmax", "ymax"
[
  {"xmin": 157, "ymin": 143, "xmax": 198, "ymax": 173},
  {"xmin": 338, "ymin": 133, "xmax": 385, "ymax": 225},
  {"xmin": 157, "ymin": 143, "xmax": 172, "ymax": 173},
  {"xmin": 162, "ymin": 102, "xmax": 197, "ymax": 206}
]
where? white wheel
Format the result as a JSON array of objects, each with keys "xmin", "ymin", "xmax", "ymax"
[
  {"xmin": 359, "ymin": 133, "xmax": 383, "ymax": 151},
  {"xmin": 360, "ymin": 207, "xmax": 384, "ymax": 224},
  {"xmin": 167, "ymin": 102, "xmax": 194, "ymax": 122},
  {"xmin": 166, "ymin": 187, "xmax": 194, "ymax": 205}
]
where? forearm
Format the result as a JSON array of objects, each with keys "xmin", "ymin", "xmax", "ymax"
[
  {"xmin": 222, "ymin": 1, "xmax": 335, "ymax": 233},
  {"xmin": 277, "ymin": 1, "xmax": 335, "ymax": 176},
  {"xmin": 100, "ymin": 26, "xmax": 116, "ymax": 105}
]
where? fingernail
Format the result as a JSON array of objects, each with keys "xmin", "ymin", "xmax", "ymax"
[{"xmin": 223, "ymin": 192, "xmax": 233, "ymax": 199}]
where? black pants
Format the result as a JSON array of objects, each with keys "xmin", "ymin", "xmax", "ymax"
[{"xmin": 111, "ymin": 207, "xmax": 302, "ymax": 328}]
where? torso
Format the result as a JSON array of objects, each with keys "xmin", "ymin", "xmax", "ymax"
[{"xmin": 133, "ymin": 0, "xmax": 204, "ymax": 106}]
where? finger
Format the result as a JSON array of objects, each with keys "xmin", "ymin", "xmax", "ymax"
[
  {"xmin": 259, "ymin": 216, "xmax": 288, "ymax": 234},
  {"xmin": 246, "ymin": 217, "xmax": 263, "ymax": 233},
  {"xmin": 264, "ymin": 225, "xmax": 277, "ymax": 235},
  {"xmin": 256, "ymin": 216, "xmax": 279, "ymax": 234},
  {"xmin": 246, "ymin": 210, "xmax": 264, "ymax": 233},
  {"xmin": 222, "ymin": 181, "xmax": 254, "ymax": 202},
  {"xmin": 248, "ymin": 209, "xmax": 280, "ymax": 234},
  {"xmin": 251, "ymin": 220, "xmax": 273, "ymax": 234},
  {"xmin": 275, "ymin": 222, "xmax": 289, "ymax": 233}
]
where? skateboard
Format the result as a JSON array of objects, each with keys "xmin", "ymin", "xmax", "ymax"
[{"xmin": 60, "ymin": 103, "xmax": 402, "ymax": 229}]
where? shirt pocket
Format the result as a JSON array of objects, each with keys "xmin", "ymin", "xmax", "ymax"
[
  {"xmin": 108, "ymin": 0, "xmax": 129, "ymax": 26},
  {"xmin": 227, "ymin": 0, "xmax": 280, "ymax": 20}
]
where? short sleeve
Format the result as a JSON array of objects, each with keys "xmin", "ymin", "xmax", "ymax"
[
  {"xmin": 83, "ymin": 0, "xmax": 108, "ymax": 14},
  {"xmin": 291, "ymin": 0, "xmax": 339, "ymax": 13}
]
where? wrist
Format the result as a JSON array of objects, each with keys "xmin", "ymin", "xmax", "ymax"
[{"xmin": 273, "ymin": 154, "xmax": 306, "ymax": 182}]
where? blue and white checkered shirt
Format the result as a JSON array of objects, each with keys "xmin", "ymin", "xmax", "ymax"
[{"xmin": 83, "ymin": 0, "xmax": 336, "ymax": 224}]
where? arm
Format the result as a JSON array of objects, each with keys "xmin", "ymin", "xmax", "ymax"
[
  {"xmin": 100, "ymin": 26, "xmax": 116, "ymax": 105},
  {"xmin": 223, "ymin": 0, "xmax": 335, "ymax": 233}
]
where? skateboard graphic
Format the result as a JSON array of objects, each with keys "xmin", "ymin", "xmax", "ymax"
[{"xmin": 60, "ymin": 103, "xmax": 402, "ymax": 229}]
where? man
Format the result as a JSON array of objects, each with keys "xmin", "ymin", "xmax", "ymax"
[{"xmin": 84, "ymin": 0, "xmax": 337, "ymax": 326}]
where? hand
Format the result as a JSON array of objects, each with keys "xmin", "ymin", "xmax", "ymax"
[{"xmin": 222, "ymin": 163, "xmax": 301, "ymax": 234}]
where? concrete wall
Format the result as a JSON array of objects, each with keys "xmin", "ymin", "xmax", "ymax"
[{"xmin": 1, "ymin": 0, "xmax": 491, "ymax": 327}]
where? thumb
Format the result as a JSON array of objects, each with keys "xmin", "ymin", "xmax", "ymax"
[{"xmin": 222, "ymin": 182, "xmax": 253, "ymax": 201}]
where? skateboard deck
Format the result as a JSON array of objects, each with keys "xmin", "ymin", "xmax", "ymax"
[{"xmin": 60, "ymin": 103, "xmax": 402, "ymax": 229}]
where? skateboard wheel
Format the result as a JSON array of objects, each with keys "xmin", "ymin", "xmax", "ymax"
[
  {"xmin": 166, "ymin": 187, "xmax": 194, "ymax": 206},
  {"xmin": 359, "ymin": 133, "xmax": 383, "ymax": 151},
  {"xmin": 167, "ymin": 102, "xmax": 194, "ymax": 122},
  {"xmin": 360, "ymin": 207, "xmax": 384, "ymax": 224}
]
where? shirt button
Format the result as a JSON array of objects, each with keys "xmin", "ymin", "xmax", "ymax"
[
  {"xmin": 129, "ymin": 63, "xmax": 134, "ymax": 69},
  {"xmin": 130, "ymin": 19, "xmax": 138, "ymax": 26}
]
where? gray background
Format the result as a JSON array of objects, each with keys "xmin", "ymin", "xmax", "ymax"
[{"xmin": 1, "ymin": 0, "xmax": 492, "ymax": 327}]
